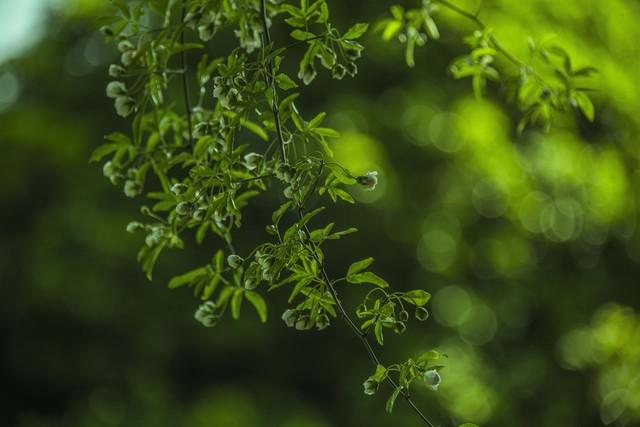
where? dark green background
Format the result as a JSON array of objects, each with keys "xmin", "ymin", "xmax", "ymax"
[{"xmin": 2, "ymin": 0, "xmax": 640, "ymax": 426}]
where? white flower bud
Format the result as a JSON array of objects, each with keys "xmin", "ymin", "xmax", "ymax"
[
  {"xmin": 170, "ymin": 183, "xmax": 188, "ymax": 196},
  {"xmin": 117, "ymin": 40, "xmax": 134, "ymax": 52},
  {"xmin": 108, "ymin": 64, "xmax": 126, "ymax": 78},
  {"xmin": 114, "ymin": 96, "xmax": 135, "ymax": 117},
  {"xmin": 227, "ymin": 254, "xmax": 244, "ymax": 269},
  {"xmin": 281, "ymin": 309, "xmax": 297, "ymax": 327},
  {"xmin": 123, "ymin": 180, "xmax": 141, "ymax": 198},
  {"xmin": 126, "ymin": 221, "xmax": 143, "ymax": 233},
  {"xmin": 243, "ymin": 152, "xmax": 262, "ymax": 171},
  {"xmin": 106, "ymin": 81, "xmax": 126, "ymax": 98},
  {"xmin": 194, "ymin": 301, "xmax": 219, "ymax": 327},
  {"xmin": 423, "ymin": 369, "xmax": 441, "ymax": 391},
  {"xmin": 356, "ymin": 171, "xmax": 378, "ymax": 191}
]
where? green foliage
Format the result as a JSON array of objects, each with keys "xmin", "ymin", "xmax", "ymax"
[
  {"xmin": 377, "ymin": 0, "xmax": 597, "ymax": 133},
  {"xmin": 95, "ymin": 0, "xmax": 599, "ymax": 425}
]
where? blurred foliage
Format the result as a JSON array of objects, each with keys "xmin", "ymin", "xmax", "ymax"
[{"xmin": 1, "ymin": 0, "xmax": 640, "ymax": 427}]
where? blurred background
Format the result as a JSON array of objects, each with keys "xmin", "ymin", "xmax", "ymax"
[{"xmin": 1, "ymin": 0, "xmax": 640, "ymax": 426}]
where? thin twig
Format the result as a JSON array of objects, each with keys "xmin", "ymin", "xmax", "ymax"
[
  {"xmin": 180, "ymin": 1, "xmax": 194, "ymax": 147},
  {"xmin": 296, "ymin": 206, "xmax": 436, "ymax": 427},
  {"xmin": 259, "ymin": 0, "xmax": 288, "ymax": 164},
  {"xmin": 433, "ymin": 0, "xmax": 551, "ymax": 86}
]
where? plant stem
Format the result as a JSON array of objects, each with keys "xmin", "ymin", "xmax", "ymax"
[
  {"xmin": 434, "ymin": 0, "xmax": 550, "ymax": 82},
  {"xmin": 260, "ymin": 2, "xmax": 436, "ymax": 424},
  {"xmin": 259, "ymin": 0, "xmax": 288, "ymax": 164},
  {"xmin": 180, "ymin": 1, "xmax": 194, "ymax": 147},
  {"xmin": 296, "ymin": 207, "xmax": 436, "ymax": 427}
]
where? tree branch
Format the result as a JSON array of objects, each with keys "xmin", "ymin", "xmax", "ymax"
[{"xmin": 180, "ymin": 1, "xmax": 194, "ymax": 147}]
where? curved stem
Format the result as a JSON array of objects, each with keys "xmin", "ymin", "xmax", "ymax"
[
  {"xmin": 259, "ymin": 0, "xmax": 288, "ymax": 164},
  {"xmin": 180, "ymin": 1, "xmax": 194, "ymax": 147},
  {"xmin": 434, "ymin": 0, "xmax": 552, "ymax": 86}
]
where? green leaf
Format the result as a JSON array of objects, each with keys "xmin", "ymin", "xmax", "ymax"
[
  {"xmin": 276, "ymin": 73, "xmax": 298, "ymax": 90},
  {"xmin": 344, "ymin": 23, "xmax": 369, "ymax": 39},
  {"xmin": 385, "ymin": 387, "xmax": 402, "ymax": 413},
  {"xmin": 402, "ymin": 289, "xmax": 431, "ymax": 306},
  {"xmin": 89, "ymin": 143, "xmax": 119, "ymax": 163},
  {"xmin": 245, "ymin": 291, "xmax": 268, "ymax": 323},
  {"xmin": 347, "ymin": 257, "xmax": 374, "ymax": 276},
  {"xmin": 290, "ymin": 29, "xmax": 315, "ymax": 41},
  {"xmin": 168, "ymin": 266, "xmax": 209, "ymax": 289},
  {"xmin": 574, "ymin": 91, "xmax": 594, "ymax": 122},
  {"xmin": 240, "ymin": 118, "xmax": 269, "ymax": 141},
  {"xmin": 308, "ymin": 112, "xmax": 326, "ymax": 129},
  {"xmin": 231, "ymin": 288, "xmax": 244, "ymax": 319},
  {"xmin": 272, "ymin": 201, "xmax": 292, "ymax": 225},
  {"xmin": 371, "ymin": 364, "xmax": 388, "ymax": 381},
  {"xmin": 313, "ymin": 127, "xmax": 340, "ymax": 138},
  {"xmin": 347, "ymin": 272, "xmax": 389, "ymax": 288}
]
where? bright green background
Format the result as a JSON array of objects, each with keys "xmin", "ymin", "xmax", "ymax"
[{"xmin": 2, "ymin": 1, "xmax": 640, "ymax": 426}]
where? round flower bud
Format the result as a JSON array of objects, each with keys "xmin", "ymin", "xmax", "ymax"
[
  {"xmin": 140, "ymin": 206, "xmax": 151, "ymax": 216},
  {"xmin": 117, "ymin": 40, "xmax": 134, "ymax": 52},
  {"xmin": 399, "ymin": 310, "xmax": 410, "ymax": 322},
  {"xmin": 106, "ymin": 81, "xmax": 126, "ymax": 98},
  {"xmin": 281, "ymin": 309, "xmax": 297, "ymax": 328},
  {"xmin": 114, "ymin": 96, "xmax": 135, "ymax": 117},
  {"xmin": 170, "ymin": 183, "xmax": 188, "ymax": 196},
  {"xmin": 120, "ymin": 51, "xmax": 135, "ymax": 67},
  {"xmin": 415, "ymin": 306, "xmax": 430, "ymax": 321},
  {"xmin": 363, "ymin": 378, "xmax": 379, "ymax": 396},
  {"xmin": 227, "ymin": 254, "xmax": 244, "ymax": 269},
  {"xmin": 356, "ymin": 171, "xmax": 378, "ymax": 191},
  {"xmin": 123, "ymin": 180, "xmax": 141, "ymax": 198},
  {"xmin": 283, "ymin": 186, "xmax": 293, "ymax": 199},
  {"xmin": 102, "ymin": 160, "xmax": 116, "ymax": 177},
  {"xmin": 108, "ymin": 64, "xmax": 126, "ymax": 78},
  {"xmin": 423, "ymin": 369, "xmax": 441, "ymax": 391},
  {"xmin": 176, "ymin": 201, "xmax": 191, "ymax": 216},
  {"xmin": 332, "ymin": 64, "xmax": 347, "ymax": 80},
  {"xmin": 194, "ymin": 301, "xmax": 219, "ymax": 328},
  {"xmin": 243, "ymin": 152, "xmax": 262, "ymax": 171},
  {"xmin": 126, "ymin": 221, "xmax": 143, "ymax": 233},
  {"xmin": 393, "ymin": 321, "xmax": 406, "ymax": 334},
  {"xmin": 243, "ymin": 278, "xmax": 257, "ymax": 290},
  {"xmin": 295, "ymin": 315, "xmax": 310, "ymax": 331},
  {"xmin": 316, "ymin": 314, "xmax": 330, "ymax": 331},
  {"xmin": 100, "ymin": 26, "xmax": 114, "ymax": 37},
  {"xmin": 265, "ymin": 224, "xmax": 277, "ymax": 235}
]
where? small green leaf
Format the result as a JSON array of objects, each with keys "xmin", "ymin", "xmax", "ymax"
[
  {"xmin": 89, "ymin": 143, "xmax": 119, "ymax": 163},
  {"xmin": 231, "ymin": 288, "xmax": 244, "ymax": 319},
  {"xmin": 240, "ymin": 119, "xmax": 269, "ymax": 141},
  {"xmin": 574, "ymin": 91, "xmax": 594, "ymax": 122},
  {"xmin": 348, "ymin": 272, "xmax": 389, "ymax": 288},
  {"xmin": 385, "ymin": 387, "xmax": 402, "ymax": 413},
  {"xmin": 347, "ymin": 257, "xmax": 374, "ymax": 276},
  {"xmin": 290, "ymin": 29, "xmax": 315, "ymax": 41},
  {"xmin": 276, "ymin": 73, "xmax": 298, "ymax": 90},
  {"xmin": 168, "ymin": 266, "xmax": 209, "ymax": 289},
  {"xmin": 402, "ymin": 289, "xmax": 431, "ymax": 306},
  {"xmin": 344, "ymin": 23, "xmax": 369, "ymax": 39},
  {"xmin": 245, "ymin": 291, "xmax": 268, "ymax": 323}
]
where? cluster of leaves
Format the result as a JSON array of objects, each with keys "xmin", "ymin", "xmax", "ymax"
[
  {"xmin": 377, "ymin": 0, "xmax": 597, "ymax": 132},
  {"xmin": 94, "ymin": 0, "xmax": 598, "ymax": 425},
  {"xmin": 94, "ymin": 0, "xmax": 441, "ymax": 424},
  {"xmin": 363, "ymin": 350, "xmax": 446, "ymax": 414}
]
